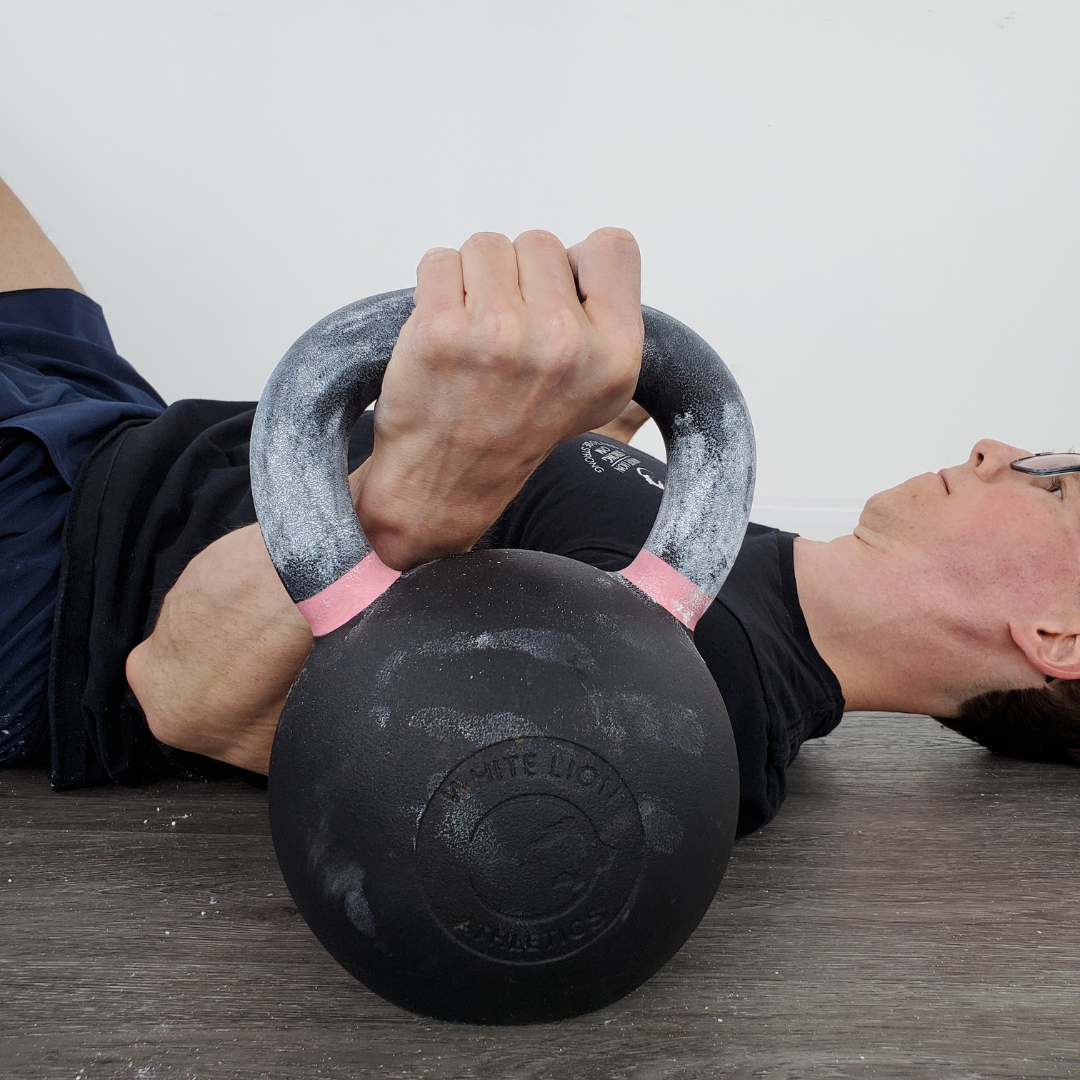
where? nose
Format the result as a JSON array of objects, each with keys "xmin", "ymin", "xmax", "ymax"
[{"xmin": 969, "ymin": 438, "xmax": 1032, "ymax": 479}]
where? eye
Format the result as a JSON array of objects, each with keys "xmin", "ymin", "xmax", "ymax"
[{"xmin": 1045, "ymin": 477, "xmax": 1065, "ymax": 500}]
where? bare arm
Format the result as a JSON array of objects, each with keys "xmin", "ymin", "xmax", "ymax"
[
  {"xmin": 126, "ymin": 522, "xmax": 310, "ymax": 773},
  {"xmin": 127, "ymin": 228, "xmax": 644, "ymax": 771}
]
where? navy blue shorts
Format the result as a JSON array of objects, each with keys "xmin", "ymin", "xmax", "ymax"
[{"xmin": 0, "ymin": 289, "xmax": 165, "ymax": 764}]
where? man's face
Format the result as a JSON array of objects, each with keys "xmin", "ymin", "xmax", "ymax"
[{"xmin": 857, "ymin": 439, "xmax": 1080, "ymax": 628}]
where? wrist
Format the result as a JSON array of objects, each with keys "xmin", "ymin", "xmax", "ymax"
[{"xmin": 349, "ymin": 439, "xmax": 546, "ymax": 570}]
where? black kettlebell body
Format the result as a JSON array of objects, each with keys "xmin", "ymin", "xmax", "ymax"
[
  {"xmin": 252, "ymin": 290, "xmax": 756, "ymax": 1024},
  {"xmin": 271, "ymin": 550, "xmax": 737, "ymax": 1022}
]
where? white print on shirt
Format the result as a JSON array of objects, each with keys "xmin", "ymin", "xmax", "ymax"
[
  {"xmin": 580, "ymin": 441, "xmax": 606, "ymax": 473},
  {"xmin": 581, "ymin": 440, "xmax": 661, "ymax": 487}
]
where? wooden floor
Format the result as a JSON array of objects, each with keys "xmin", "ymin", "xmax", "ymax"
[{"xmin": 2, "ymin": 712, "xmax": 1078, "ymax": 1080}]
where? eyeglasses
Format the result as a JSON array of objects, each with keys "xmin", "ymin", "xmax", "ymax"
[{"xmin": 1010, "ymin": 453, "xmax": 1080, "ymax": 477}]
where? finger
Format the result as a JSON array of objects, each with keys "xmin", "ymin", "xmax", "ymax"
[
  {"xmin": 512, "ymin": 229, "xmax": 579, "ymax": 313},
  {"xmin": 413, "ymin": 247, "xmax": 464, "ymax": 316},
  {"xmin": 459, "ymin": 232, "xmax": 521, "ymax": 314},
  {"xmin": 565, "ymin": 227, "xmax": 642, "ymax": 339}
]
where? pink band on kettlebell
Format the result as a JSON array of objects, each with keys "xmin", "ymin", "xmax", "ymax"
[
  {"xmin": 619, "ymin": 549, "xmax": 712, "ymax": 631},
  {"xmin": 296, "ymin": 551, "xmax": 402, "ymax": 636}
]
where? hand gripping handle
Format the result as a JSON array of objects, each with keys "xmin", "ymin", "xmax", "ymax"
[{"xmin": 251, "ymin": 289, "xmax": 755, "ymax": 635}]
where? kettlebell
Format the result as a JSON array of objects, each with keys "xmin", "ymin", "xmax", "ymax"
[{"xmin": 250, "ymin": 289, "xmax": 755, "ymax": 1024}]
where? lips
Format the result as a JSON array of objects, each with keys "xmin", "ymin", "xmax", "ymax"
[{"xmin": 937, "ymin": 470, "xmax": 950, "ymax": 493}]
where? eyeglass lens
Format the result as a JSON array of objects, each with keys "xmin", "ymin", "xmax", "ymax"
[{"xmin": 1010, "ymin": 453, "xmax": 1080, "ymax": 476}]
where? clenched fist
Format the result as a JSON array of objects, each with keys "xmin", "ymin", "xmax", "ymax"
[{"xmin": 350, "ymin": 227, "xmax": 644, "ymax": 569}]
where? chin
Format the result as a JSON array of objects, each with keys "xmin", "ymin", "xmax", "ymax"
[
  {"xmin": 857, "ymin": 485, "xmax": 894, "ymax": 525},
  {"xmin": 855, "ymin": 474, "xmax": 932, "ymax": 535}
]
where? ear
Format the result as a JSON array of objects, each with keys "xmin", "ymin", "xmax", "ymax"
[{"xmin": 1010, "ymin": 621, "xmax": 1080, "ymax": 680}]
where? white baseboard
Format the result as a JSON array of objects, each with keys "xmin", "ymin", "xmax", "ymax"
[
  {"xmin": 630, "ymin": 419, "xmax": 862, "ymax": 541},
  {"xmin": 749, "ymin": 498, "xmax": 863, "ymax": 541}
]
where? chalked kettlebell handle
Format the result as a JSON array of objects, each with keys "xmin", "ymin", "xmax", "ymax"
[{"xmin": 251, "ymin": 289, "xmax": 755, "ymax": 633}]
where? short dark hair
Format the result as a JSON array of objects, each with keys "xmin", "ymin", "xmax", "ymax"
[{"xmin": 936, "ymin": 679, "xmax": 1080, "ymax": 765}]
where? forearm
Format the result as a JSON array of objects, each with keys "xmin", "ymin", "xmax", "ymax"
[
  {"xmin": 127, "ymin": 226, "xmax": 643, "ymax": 766},
  {"xmin": 125, "ymin": 522, "xmax": 311, "ymax": 773}
]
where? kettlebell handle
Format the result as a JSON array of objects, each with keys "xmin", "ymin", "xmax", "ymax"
[{"xmin": 251, "ymin": 289, "xmax": 755, "ymax": 634}]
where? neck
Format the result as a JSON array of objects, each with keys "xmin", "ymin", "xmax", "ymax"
[{"xmin": 791, "ymin": 532, "xmax": 1032, "ymax": 716}]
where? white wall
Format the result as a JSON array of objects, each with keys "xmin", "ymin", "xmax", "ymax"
[{"xmin": 2, "ymin": 1, "xmax": 1077, "ymax": 538}]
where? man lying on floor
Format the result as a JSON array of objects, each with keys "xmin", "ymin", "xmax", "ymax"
[{"xmin": 2, "ymin": 177, "xmax": 1078, "ymax": 841}]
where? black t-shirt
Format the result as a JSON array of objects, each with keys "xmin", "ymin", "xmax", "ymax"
[
  {"xmin": 480, "ymin": 433, "xmax": 845, "ymax": 836},
  {"xmin": 50, "ymin": 403, "xmax": 844, "ymax": 837}
]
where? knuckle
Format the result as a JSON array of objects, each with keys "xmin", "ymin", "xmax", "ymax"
[
  {"xmin": 463, "ymin": 231, "xmax": 512, "ymax": 251},
  {"xmin": 418, "ymin": 245, "xmax": 455, "ymax": 262},
  {"xmin": 144, "ymin": 703, "xmax": 184, "ymax": 751},
  {"xmin": 515, "ymin": 228, "xmax": 563, "ymax": 250},
  {"xmin": 408, "ymin": 309, "xmax": 466, "ymax": 355},
  {"xmin": 416, "ymin": 246, "xmax": 457, "ymax": 272},
  {"xmin": 591, "ymin": 225, "xmax": 638, "ymax": 249},
  {"xmin": 475, "ymin": 309, "xmax": 526, "ymax": 360},
  {"xmin": 542, "ymin": 311, "xmax": 588, "ymax": 367}
]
